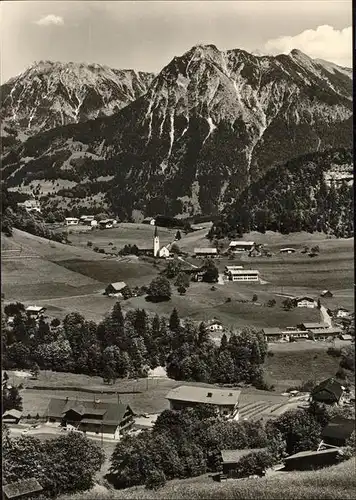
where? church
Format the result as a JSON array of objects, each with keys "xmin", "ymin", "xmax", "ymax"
[{"xmin": 153, "ymin": 225, "xmax": 171, "ymax": 258}]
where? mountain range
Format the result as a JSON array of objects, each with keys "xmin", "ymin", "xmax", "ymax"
[{"xmin": 1, "ymin": 45, "xmax": 352, "ymax": 220}]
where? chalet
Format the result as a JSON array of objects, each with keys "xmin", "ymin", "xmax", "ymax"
[
  {"xmin": 336, "ymin": 307, "xmax": 350, "ymax": 318},
  {"xmin": 227, "ymin": 269, "xmax": 260, "ymax": 282},
  {"xmin": 321, "ymin": 417, "xmax": 355, "ymax": 447},
  {"xmin": 229, "ymin": 241, "xmax": 255, "ymax": 253},
  {"xmin": 294, "ymin": 296, "xmax": 315, "ymax": 308},
  {"xmin": 340, "ymin": 334, "xmax": 353, "ymax": 341},
  {"xmin": 299, "ymin": 322, "xmax": 329, "ymax": 331},
  {"xmin": 64, "ymin": 217, "xmax": 79, "ymax": 226},
  {"xmin": 47, "ymin": 397, "xmax": 134, "ymax": 439},
  {"xmin": 99, "ymin": 219, "xmax": 113, "ymax": 229},
  {"xmin": 224, "ymin": 265, "xmax": 243, "ymax": 275},
  {"xmin": 166, "ymin": 385, "xmax": 240, "ymax": 419},
  {"xmin": 3, "ymin": 478, "xmax": 43, "ymax": 500},
  {"xmin": 220, "ymin": 448, "xmax": 267, "ymax": 479},
  {"xmin": 308, "ymin": 327, "xmax": 342, "ymax": 341},
  {"xmin": 262, "ymin": 327, "xmax": 289, "ymax": 342},
  {"xmin": 2, "ymin": 409, "xmax": 22, "ymax": 424},
  {"xmin": 25, "ymin": 306, "xmax": 46, "ymax": 318},
  {"xmin": 311, "ymin": 378, "xmax": 344, "ymax": 405},
  {"xmin": 194, "ymin": 247, "xmax": 218, "ymax": 258},
  {"xmin": 17, "ymin": 199, "xmax": 41, "ymax": 214},
  {"xmin": 279, "ymin": 247, "xmax": 296, "ymax": 254},
  {"xmin": 289, "ymin": 329, "xmax": 309, "ymax": 340},
  {"xmin": 206, "ymin": 319, "xmax": 223, "ymax": 332},
  {"xmin": 321, "ymin": 290, "xmax": 333, "ymax": 298},
  {"xmin": 80, "ymin": 215, "xmax": 95, "ymax": 222},
  {"xmin": 105, "ymin": 282, "xmax": 128, "ymax": 297},
  {"xmin": 284, "ymin": 448, "xmax": 342, "ymax": 471}
]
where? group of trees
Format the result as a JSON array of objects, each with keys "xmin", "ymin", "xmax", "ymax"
[
  {"xmin": 107, "ymin": 405, "xmax": 271, "ymax": 490},
  {"xmin": 2, "ymin": 372, "xmax": 23, "ymax": 413},
  {"xmin": 3, "ymin": 429, "xmax": 105, "ymax": 498},
  {"xmin": 208, "ymin": 149, "xmax": 353, "ymax": 240},
  {"xmin": 2, "ymin": 303, "xmax": 267, "ymax": 387},
  {"xmin": 107, "ymin": 400, "xmax": 354, "ymax": 490}
]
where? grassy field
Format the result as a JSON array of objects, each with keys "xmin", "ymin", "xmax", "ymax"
[{"xmin": 59, "ymin": 458, "xmax": 356, "ymax": 500}]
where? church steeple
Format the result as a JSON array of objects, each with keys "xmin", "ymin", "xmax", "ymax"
[{"xmin": 153, "ymin": 224, "xmax": 160, "ymax": 257}]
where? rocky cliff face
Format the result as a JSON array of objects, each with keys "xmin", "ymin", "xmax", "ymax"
[
  {"xmin": 2, "ymin": 46, "xmax": 352, "ymax": 218},
  {"xmin": 1, "ymin": 61, "xmax": 154, "ymax": 138}
]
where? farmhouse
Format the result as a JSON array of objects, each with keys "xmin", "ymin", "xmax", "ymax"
[
  {"xmin": 2, "ymin": 478, "xmax": 43, "ymax": 500},
  {"xmin": 80, "ymin": 215, "xmax": 95, "ymax": 222},
  {"xmin": 336, "ymin": 307, "xmax": 350, "ymax": 318},
  {"xmin": 2, "ymin": 409, "xmax": 22, "ymax": 424},
  {"xmin": 166, "ymin": 385, "xmax": 240, "ymax": 419},
  {"xmin": 64, "ymin": 217, "xmax": 79, "ymax": 226},
  {"xmin": 284, "ymin": 448, "xmax": 342, "ymax": 471},
  {"xmin": 206, "ymin": 319, "xmax": 223, "ymax": 332},
  {"xmin": 17, "ymin": 199, "xmax": 41, "ymax": 214},
  {"xmin": 220, "ymin": 448, "xmax": 267, "ymax": 479},
  {"xmin": 25, "ymin": 306, "xmax": 46, "ymax": 318},
  {"xmin": 194, "ymin": 247, "xmax": 218, "ymax": 258},
  {"xmin": 294, "ymin": 296, "xmax": 315, "ymax": 308},
  {"xmin": 227, "ymin": 269, "xmax": 260, "ymax": 282},
  {"xmin": 299, "ymin": 322, "xmax": 329, "ymax": 331},
  {"xmin": 47, "ymin": 397, "xmax": 134, "ymax": 440},
  {"xmin": 99, "ymin": 219, "xmax": 113, "ymax": 229},
  {"xmin": 340, "ymin": 333, "xmax": 353, "ymax": 341},
  {"xmin": 224, "ymin": 265, "xmax": 243, "ymax": 275},
  {"xmin": 308, "ymin": 327, "xmax": 342, "ymax": 341},
  {"xmin": 311, "ymin": 378, "xmax": 344, "ymax": 405},
  {"xmin": 321, "ymin": 417, "xmax": 355, "ymax": 447},
  {"xmin": 279, "ymin": 247, "xmax": 296, "ymax": 254},
  {"xmin": 321, "ymin": 290, "xmax": 333, "ymax": 298},
  {"xmin": 105, "ymin": 282, "xmax": 128, "ymax": 297},
  {"xmin": 229, "ymin": 241, "xmax": 255, "ymax": 253},
  {"xmin": 262, "ymin": 327, "xmax": 289, "ymax": 342}
]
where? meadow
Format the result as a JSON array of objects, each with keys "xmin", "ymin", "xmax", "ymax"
[{"xmin": 59, "ymin": 458, "xmax": 356, "ymax": 500}]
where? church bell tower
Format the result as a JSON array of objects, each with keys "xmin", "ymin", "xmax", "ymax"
[{"xmin": 153, "ymin": 224, "xmax": 160, "ymax": 257}]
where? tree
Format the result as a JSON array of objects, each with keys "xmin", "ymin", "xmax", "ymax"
[
  {"xmin": 4, "ymin": 302, "xmax": 25, "ymax": 317},
  {"xmin": 164, "ymin": 259, "xmax": 182, "ymax": 278},
  {"xmin": 282, "ymin": 298, "xmax": 294, "ymax": 311},
  {"xmin": 317, "ymin": 298, "xmax": 321, "ymax": 309},
  {"xmin": 174, "ymin": 272, "xmax": 190, "ymax": 289},
  {"xmin": 147, "ymin": 276, "xmax": 171, "ymax": 302},
  {"xmin": 267, "ymin": 299, "xmax": 276, "ymax": 307},
  {"xmin": 177, "ymin": 286, "xmax": 186, "ymax": 295},
  {"xmin": 145, "ymin": 468, "xmax": 166, "ymax": 490},
  {"xmin": 202, "ymin": 260, "xmax": 219, "ymax": 283},
  {"xmin": 50, "ymin": 318, "xmax": 60, "ymax": 328},
  {"xmin": 252, "ymin": 294, "xmax": 258, "ymax": 302},
  {"xmin": 2, "ymin": 385, "xmax": 23, "ymax": 412},
  {"xmin": 175, "ymin": 230, "xmax": 182, "ymax": 241},
  {"xmin": 30, "ymin": 363, "xmax": 40, "ymax": 380}
]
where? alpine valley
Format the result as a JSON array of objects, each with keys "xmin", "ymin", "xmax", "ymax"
[{"xmin": 1, "ymin": 44, "xmax": 353, "ymax": 222}]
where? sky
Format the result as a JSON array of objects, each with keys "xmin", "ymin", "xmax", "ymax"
[{"xmin": 0, "ymin": 0, "xmax": 352, "ymax": 82}]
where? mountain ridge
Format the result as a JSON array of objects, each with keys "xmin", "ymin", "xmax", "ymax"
[{"xmin": 2, "ymin": 45, "xmax": 352, "ymax": 220}]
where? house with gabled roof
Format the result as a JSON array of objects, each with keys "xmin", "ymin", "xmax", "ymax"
[
  {"xmin": 311, "ymin": 378, "xmax": 344, "ymax": 405},
  {"xmin": 105, "ymin": 282, "xmax": 128, "ymax": 296},
  {"xmin": 166, "ymin": 385, "xmax": 240, "ymax": 419},
  {"xmin": 293, "ymin": 296, "xmax": 316, "ymax": 308},
  {"xmin": 46, "ymin": 397, "xmax": 134, "ymax": 439}
]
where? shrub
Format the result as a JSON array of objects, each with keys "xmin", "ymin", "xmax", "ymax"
[
  {"xmin": 87, "ymin": 241, "xmax": 93, "ymax": 247},
  {"xmin": 211, "ymin": 286, "xmax": 216, "ymax": 291},
  {"xmin": 234, "ymin": 451, "xmax": 274, "ymax": 478},
  {"xmin": 98, "ymin": 249, "xmax": 105, "ymax": 254},
  {"xmin": 93, "ymin": 247, "xmax": 99, "ymax": 252}
]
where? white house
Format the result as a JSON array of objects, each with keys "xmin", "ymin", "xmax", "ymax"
[
  {"xmin": 99, "ymin": 219, "xmax": 113, "ymax": 229},
  {"xmin": 229, "ymin": 241, "xmax": 255, "ymax": 253},
  {"xmin": 65, "ymin": 217, "xmax": 79, "ymax": 226},
  {"xmin": 336, "ymin": 307, "xmax": 350, "ymax": 318},
  {"xmin": 294, "ymin": 296, "xmax": 316, "ymax": 308},
  {"xmin": 26, "ymin": 306, "xmax": 46, "ymax": 318},
  {"xmin": 224, "ymin": 265, "xmax": 244, "ymax": 275},
  {"xmin": 158, "ymin": 246, "xmax": 170, "ymax": 258},
  {"xmin": 194, "ymin": 247, "xmax": 218, "ymax": 258},
  {"xmin": 227, "ymin": 269, "xmax": 260, "ymax": 282},
  {"xmin": 206, "ymin": 319, "xmax": 223, "ymax": 332}
]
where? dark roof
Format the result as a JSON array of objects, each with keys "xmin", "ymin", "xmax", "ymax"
[
  {"xmin": 295, "ymin": 296, "xmax": 315, "ymax": 302},
  {"xmin": 321, "ymin": 417, "xmax": 355, "ymax": 441},
  {"xmin": 3, "ymin": 478, "xmax": 43, "ymax": 499},
  {"xmin": 311, "ymin": 378, "xmax": 344, "ymax": 402},
  {"xmin": 221, "ymin": 448, "xmax": 266, "ymax": 463},
  {"xmin": 302, "ymin": 322, "xmax": 329, "ymax": 329},
  {"xmin": 2, "ymin": 409, "xmax": 22, "ymax": 419},
  {"xmin": 47, "ymin": 398, "xmax": 131, "ymax": 426},
  {"xmin": 263, "ymin": 327, "xmax": 283, "ymax": 336}
]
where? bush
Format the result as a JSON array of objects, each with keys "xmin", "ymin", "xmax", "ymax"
[
  {"xmin": 98, "ymin": 248, "xmax": 105, "ymax": 254},
  {"xmin": 87, "ymin": 241, "xmax": 93, "ymax": 247},
  {"xmin": 145, "ymin": 468, "xmax": 166, "ymax": 490},
  {"xmin": 234, "ymin": 451, "xmax": 274, "ymax": 478},
  {"xmin": 93, "ymin": 247, "xmax": 99, "ymax": 252}
]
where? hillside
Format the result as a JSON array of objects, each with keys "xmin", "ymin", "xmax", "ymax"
[
  {"xmin": 1, "ymin": 61, "xmax": 154, "ymax": 152},
  {"xmin": 209, "ymin": 148, "xmax": 353, "ymax": 238},
  {"xmin": 60, "ymin": 458, "xmax": 356, "ymax": 499},
  {"xmin": 2, "ymin": 46, "xmax": 352, "ymax": 218}
]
